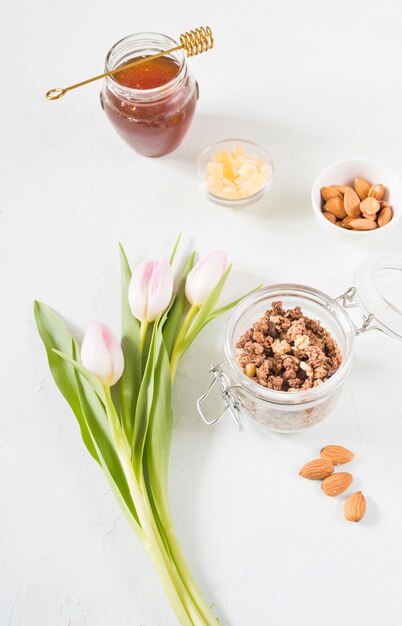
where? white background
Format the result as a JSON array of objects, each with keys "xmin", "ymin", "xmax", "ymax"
[{"xmin": 1, "ymin": 0, "xmax": 402, "ymax": 625}]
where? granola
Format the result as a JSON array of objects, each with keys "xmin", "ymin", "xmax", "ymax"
[{"xmin": 236, "ymin": 301, "xmax": 342, "ymax": 392}]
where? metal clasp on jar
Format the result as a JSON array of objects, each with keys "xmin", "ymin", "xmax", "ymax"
[
  {"xmin": 336, "ymin": 287, "xmax": 382, "ymax": 334},
  {"xmin": 197, "ymin": 364, "xmax": 243, "ymax": 430}
]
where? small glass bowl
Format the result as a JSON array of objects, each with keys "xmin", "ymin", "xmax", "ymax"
[{"xmin": 196, "ymin": 139, "xmax": 274, "ymax": 208}]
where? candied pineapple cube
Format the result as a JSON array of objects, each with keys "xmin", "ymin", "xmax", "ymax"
[
  {"xmin": 216, "ymin": 148, "xmax": 233, "ymax": 163},
  {"xmin": 233, "ymin": 143, "xmax": 245, "ymax": 158},
  {"xmin": 239, "ymin": 173, "xmax": 266, "ymax": 197},
  {"xmin": 207, "ymin": 162, "xmax": 223, "ymax": 179},
  {"xmin": 222, "ymin": 161, "xmax": 234, "ymax": 180},
  {"xmin": 231, "ymin": 156, "xmax": 244, "ymax": 176},
  {"xmin": 238, "ymin": 160, "xmax": 257, "ymax": 177},
  {"xmin": 220, "ymin": 186, "xmax": 238, "ymax": 199},
  {"xmin": 207, "ymin": 176, "xmax": 224, "ymax": 195},
  {"xmin": 221, "ymin": 177, "xmax": 236, "ymax": 189}
]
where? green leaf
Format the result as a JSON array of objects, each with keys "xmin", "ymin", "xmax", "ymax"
[
  {"xmin": 52, "ymin": 350, "xmax": 106, "ymax": 404},
  {"xmin": 206, "ymin": 283, "xmax": 264, "ymax": 321},
  {"xmin": 131, "ymin": 317, "xmax": 160, "ymax": 475},
  {"xmin": 143, "ymin": 331, "xmax": 173, "ymax": 513},
  {"xmin": 118, "ymin": 243, "xmax": 141, "ymax": 442},
  {"xmin": 163, "ymin": 251, "xmax": 196, "ymax": 357},
  {"xmin": 34, "ymin": 301, "xmax": 99, "ymax": 463},
  {"xmin": 169, "ymin": 232, "xmax": 182, "ymax": 266},
  {"xmin": 181, "ymin": 264, "xmax": 233, "ymax": 354},
  {"xmin": 73, "ymin": 363, "xmax": 141, "ymax": 529}
]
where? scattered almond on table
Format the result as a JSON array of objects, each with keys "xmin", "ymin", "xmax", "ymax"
[
  {"xmin": 321, "ymin": 472, "xmax": 353, "ymax": 496},
  {"xmin": 321, "ymin": 178, "xmax": 393, "ymax": 231},
  {"xmin": 320, "ymin": 444, "xmax": 354, "ymax": 465},
  {"xmin": 344, "ymin": 491, "xmax": 366, "ymax": 522},
  {"xmin": 299, "ymin": 445, "xmax": 367, "ymax": 522},
  {"xmin": 299, "ymin": 458, "xmax": 334, "ymax": 480}
]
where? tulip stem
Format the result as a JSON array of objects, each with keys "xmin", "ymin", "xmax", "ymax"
[
  {"xmin": 103, "ymin": 385, "xmax": 202, "ymax": 625},
  {"xmin": 170, "ymin": 304, "xmax": 199, "ymax": 380},
  {"xmin": 140, "ymin": 320, "xmax": 149, "ymax": 352}
]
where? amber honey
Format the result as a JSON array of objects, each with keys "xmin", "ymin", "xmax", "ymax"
[{"xmin": 115, "ymin": 55, "xmax": 181, "ymax": 90}]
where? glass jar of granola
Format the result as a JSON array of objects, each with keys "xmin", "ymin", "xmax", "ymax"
[{"xmin": 197, "ymin": 255, "xmax": 402, "ymax": 433}]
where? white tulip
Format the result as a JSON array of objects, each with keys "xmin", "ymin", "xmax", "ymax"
[
  {"xmin": 81, "ymin": 321, "xmax": 124, "ymax": 387},
  {"xmin": 185, "ymin": 251, "xmax": 228, "ymax": 306}
]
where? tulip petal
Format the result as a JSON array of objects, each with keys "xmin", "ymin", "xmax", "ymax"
[
  {"xmin": 147, "ymin": 259, "xmax": 174, "ymax": 321},
  {"xmin": 129, "ymin": 258, "xmax": 174, "ymax": 322},
  {"xmin": 81, "ymin": 321, "xmax": 124, "ymax": 386},
  {"xmin": 185, "ymin": 251, "xmax": 228, "ymax": 306}
]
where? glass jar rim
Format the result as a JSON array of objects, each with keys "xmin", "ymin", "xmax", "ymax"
[
  {"xmin": 104, "ymin": 32, "xmax": 187, "ymax": 101},
  {"xmin": 224, "ymin": 283, "xmax": 355, "ymax": 406}
]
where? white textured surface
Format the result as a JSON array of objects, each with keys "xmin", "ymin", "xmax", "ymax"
[{"xmin": 1, "ymin": 1, "xmax": 402, "ymax": 625}]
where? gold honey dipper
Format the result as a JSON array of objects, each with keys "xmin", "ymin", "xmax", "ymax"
[{"xmin": 46, "ymin": 26, "xmax": 214, "ymax": 101}]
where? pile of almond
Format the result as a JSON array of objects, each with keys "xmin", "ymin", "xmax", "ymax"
[
  {"xmin": 299, "ymin": 445, "xmax": 366, "ymax": 522},
  {"xmin": 321, "ymin": 178, "xmax": 393, "ymax": 231}
]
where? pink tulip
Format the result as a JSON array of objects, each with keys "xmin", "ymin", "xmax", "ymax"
[
  {"xmin": 81, "ymin": 321, "xmax": 124, "ymax": 386},
  {"xmin": 128, "ymin": 258, "xmax": 173, "ymax": 323},
  {"xmin": 185, "ymin": 251, "xmax": 229, "ymax": 306}
]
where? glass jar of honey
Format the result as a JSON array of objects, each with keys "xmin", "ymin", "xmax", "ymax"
[{"xmin": 100, "ymin": 33, "xmax": 198, "ymax": 157}]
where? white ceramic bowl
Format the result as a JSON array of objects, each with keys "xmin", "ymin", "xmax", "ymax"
[
  {"xmin": 196, "ymin": 139, "xmax": 274, "ymax": 209},
  {"xmin": 311, "ymin": 159, "xmax": 402, "ymax": 239}
]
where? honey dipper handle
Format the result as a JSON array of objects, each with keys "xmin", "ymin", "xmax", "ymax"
[
  {"xmin": 45, "ymin": 45, "xmax": 183, "ymax": 100},
  {"xmin": 45, "ymin": 26, "xmax": 214, "ymax": 101}
]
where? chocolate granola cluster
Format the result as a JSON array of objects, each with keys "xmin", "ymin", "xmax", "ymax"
[{"xmin": 236, "ymin": 301, "xmax": 342, "ymax": 392}]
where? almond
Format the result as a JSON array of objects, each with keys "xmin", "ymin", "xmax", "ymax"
[
  {"xmin": 322, "ymin": 211, "xmax": 336, "ymax": 224},
  {"xmin": 379, "ymin": 200, "xmax": 390, "ymax": 209},
  {"xmin": 368, "ymin": 183, "xmax": 385, "ymax": 201},
  {"xmin": 360, "ymin": 196, "xmax": 380, "ymax": 215},
  {"xmin": 325, "ymin": 196, "xmax": 346, "ymax": 219},
  {"xmin": 320, "ymin": 445, "xmax": 355, "ymax": 465},
  {"xmin": 349, "ymin": 218, "xmax": 377, "ymax": 230},
  {"xmin": 344, "ymin": 491, "xmax": 366, "ymax": 522},
  {"xmin": 354, "ymin": 177, "xmax": 371, "ymax": 200},
  {"xmin": 331, "ymin": 185, "xmax": 349, "ymax": 194},
  {"xmin": 321, "ymin": 472, "xmax": 353, "ymax": 497},
  {"xmin": 343, "ymin": 187, "xmax": 361, "ymax": 217},
  {"xmin": 321, "ymin": 186, "xmax": 342, "ymax": 201},
  {"xmin": 341, "ymin": 216, "xmax": 355, "ymax": 229},
  {"xmin": 377, "ymin": 205, "xmax": 393, "ymax": 227},
  {"xmin": 299, "ymin": 458, "xmax": 334, "ymax": 480}
]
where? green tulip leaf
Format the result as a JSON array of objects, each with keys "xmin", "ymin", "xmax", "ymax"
[
  {"xmin": 206, "ymin": 283, "xmax": 264, "ymax": 321},
  {"xmin": 73, "ymin": 362, "xmax": 141, "ymax": 529},
  {"xmin": 34, "ymin": 301, "xmax": 99, "ymax": 463},
  {"xmin": 169, "ymin": 232, "xmax": 182, "ymax": 266},
  {"xmin": 144, "ymin": 330, "xmax": 173, "ymax": 514},
  {"xmin": 118, "ymin": 243, "xmax": 141, "ymax": 443},
  {"xmin": 163, "ymin": 250, "xmax": 196, "ymax": 357},
  {"xmin": 52, "ymin": 349, "xmax": 106, "ymax": 403},
  {"xmin": 181, "ymin": 264, "xmax": 233, "ymax": 354},
  {"xmin": 131, "ymin": 316, "xmax": 160, "ymax": 475}
]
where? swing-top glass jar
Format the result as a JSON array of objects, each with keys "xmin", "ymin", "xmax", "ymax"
[
  {"xmin": 101, "ymin": 33, "xmax": 198, "ymax": 157},
  {"xmin": 198, "ymin": 255, "xmax": 402, "ymax": 433}
]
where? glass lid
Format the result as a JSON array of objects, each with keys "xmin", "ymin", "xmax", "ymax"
[{"xmin": 352, "ymin": 254, "xmax": 402, "ymax": 341}]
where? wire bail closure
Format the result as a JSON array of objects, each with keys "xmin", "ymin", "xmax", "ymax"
[
  {"xmin": 197, "ymin": 364, "xmax": 243, "ymax": 431},
  {"xmin": 336, "ymin": 287, "xmax": 382, "ymax": 334}
]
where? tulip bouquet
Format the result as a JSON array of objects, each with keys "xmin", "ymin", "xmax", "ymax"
[{"xmin": 35, "ymin": 238, "xmax": 257, "ymax": 625}]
